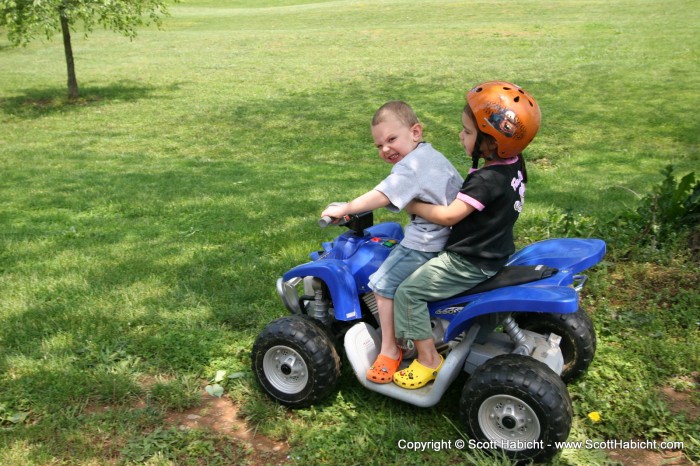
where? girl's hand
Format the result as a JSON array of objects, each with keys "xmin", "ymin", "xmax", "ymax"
[{"xmin": 405, "ymin": 199, "xmax": 425, "ymax": 215}]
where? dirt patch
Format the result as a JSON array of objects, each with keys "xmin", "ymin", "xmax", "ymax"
[
  {"xmin": 660, "ymin": 373, "xmax": 700, "ymax": 421},
  {"xmin": 164, "ymin": 394, "xmax": 290, "ymax": 466},
  {"xmin": 607, "ymin": 448, "xmax": 692, "ymax": 465},
  {"xmin": 606, "ymin": 374, "xmax": 698, "ymax": 466},
  {"xmin": 607, "ymin": 264, "xmax": 692, "ymax": 306}
]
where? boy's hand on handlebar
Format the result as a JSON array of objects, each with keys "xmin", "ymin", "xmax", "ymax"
[{"xmin": 321, "ymin": 203, "xmax": 349, "ymax": 222}]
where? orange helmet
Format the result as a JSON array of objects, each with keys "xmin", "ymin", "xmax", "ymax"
[{"xmin": 467, "ymin": 81, "xmax": 541, "ymax": 159}]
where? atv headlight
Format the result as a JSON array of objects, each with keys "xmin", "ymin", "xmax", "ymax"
[{"xmin": 276, "ymin": 277, "xmax": 302, "ymax": 313}]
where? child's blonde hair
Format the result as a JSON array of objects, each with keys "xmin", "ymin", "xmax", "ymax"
[{"xmin": 372, "ymin": 101, "xmax": 420, "ymax": 128}]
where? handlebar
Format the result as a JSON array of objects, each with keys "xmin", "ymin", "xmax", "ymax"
[
  {"xmin": 319, "ymin": 202, "xmax": 352, "ymax": 228},
  {"xmin": 318, "ymin": 215, "xmax": 334, "ymax": 228},
  {"xmin": 318, "ymin": 214, "xmax": 354, "ymax": 228},
  {"xmin": 318, "ymin": 210, "xmax": 374, "ymax": 235}
]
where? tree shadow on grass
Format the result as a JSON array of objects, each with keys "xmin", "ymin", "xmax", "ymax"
[
  {"xmin": 0, "ymin": 81, "xmax": 174, "ymax": 119},
  {"xmin": 0, "ymin": 71, "xmax": 696, "ymax": 464}
]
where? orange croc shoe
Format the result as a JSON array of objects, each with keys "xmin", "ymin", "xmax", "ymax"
[
  {"xmin": 366, "ymin": 350, "xmax": 402, "ymax": 384},
  {"xmin": 393, "ymin": 356, "xmax": 444, "ymax": 389}
]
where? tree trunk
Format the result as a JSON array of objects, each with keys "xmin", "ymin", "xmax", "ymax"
[{"xmin": 60, "ymin": 14, "xmax": 79, "ymax": 100}]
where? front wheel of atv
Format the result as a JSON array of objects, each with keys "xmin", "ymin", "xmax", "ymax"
[
  {"xmin": 513, "ymin": 308, "xmax": 596, "ymax": 383},
  {"xmin": 460, "ymin": 354, "xmax": 572, "ymax": 463},
  {"xmin": 252, "ymin": 315, "xmax": 341, "ymax": 409}
]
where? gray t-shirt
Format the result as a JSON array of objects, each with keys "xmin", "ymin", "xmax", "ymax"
[{"xmin": 374, "ymin": 142, "xmax": 462, "ymax": 252}]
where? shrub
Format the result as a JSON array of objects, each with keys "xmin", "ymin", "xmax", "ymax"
[{"xmin": 600, "ymin": 166, "xmax": 698, "ymax": 261}]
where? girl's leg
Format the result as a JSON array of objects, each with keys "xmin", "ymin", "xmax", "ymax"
[
  {"xmin": 393, "ymin": 252, "xmax": 495, "ymax": 388},
  {"xmin": 413, "ymin": 338, "xmax": 442, "ymax": 369}
]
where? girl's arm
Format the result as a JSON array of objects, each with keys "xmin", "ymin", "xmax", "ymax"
[{"xmin": 406, "ymin": 198, "xmax": 475, "ymax": 226}]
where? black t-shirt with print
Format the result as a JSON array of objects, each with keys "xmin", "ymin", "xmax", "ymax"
[{"xmin": 446, "ymin": 158, "xmax": 526, "ymax": 271}]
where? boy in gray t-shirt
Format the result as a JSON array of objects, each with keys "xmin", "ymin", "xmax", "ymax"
[{"xmin": 321, "ymin": 101, "xmax": 462, "ymax": 384}]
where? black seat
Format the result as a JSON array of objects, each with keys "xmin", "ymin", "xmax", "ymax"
[{"xmin": 452, "ymin": 265, "xmax": 558, "ymax": 299}]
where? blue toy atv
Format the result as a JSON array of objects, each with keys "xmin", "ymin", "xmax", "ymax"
[{"xmin": 252, "ymin": 211, "xmax": 605, "ymax": 462}]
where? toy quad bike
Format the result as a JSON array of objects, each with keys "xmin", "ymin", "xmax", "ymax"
[{"xmin": 251, "ymin": 211, "xmax": 605, "ymax": 462}]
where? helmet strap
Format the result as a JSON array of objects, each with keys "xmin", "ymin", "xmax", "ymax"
[
  {"xmin": 471, "ymin": 132, "xmax": 484, "ymax": 170},
  {"xmin": 519, "ymin": 153, "xmax": 528, "ymax": 184},
  {"xmin": 471, "ymin": 153, "xmax": 480, "ymax": 171}
]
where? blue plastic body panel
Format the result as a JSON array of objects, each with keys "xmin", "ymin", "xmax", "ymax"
[
  {"xmin": 283, "ymin": 222, "xmax": 404, "ymax": 320},
  {"xmin": 508, "ymin": 238, "xmax": 606, "ymax": 273},
  {"xmin": 282, "ymin": 260, "xmax": 363, "ymax": 320},
  {"xmin": 438, "ymin": 286, "xmax": 580, "ymax": 342},
  {"xmin": 282, "ymin": 222, "xmax": 606, "ymax": 331},
  {"xmin": 435, "ymin": 238, "xmax": 605, "ymax": 340}
]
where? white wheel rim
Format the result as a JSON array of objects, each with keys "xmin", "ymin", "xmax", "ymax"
[
  {"xmin": 477, "ymin": 394, "xmax": 541, "ymax": 448},
  {"xmin": 262, "ymin": 345, "xmax": 308, "ymax": 394}
]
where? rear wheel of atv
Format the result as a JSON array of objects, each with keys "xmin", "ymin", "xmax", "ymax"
[
  {"xmin": 513, "ymin": 308, "xmax": 596, "ymax": 383},
  {"xmin": 251, "ymin": 315, "xmax": 341, "ymax": 409},
  {"xmin": 460, "ymin": 354, "xmax": 572, "ymax": 463}
]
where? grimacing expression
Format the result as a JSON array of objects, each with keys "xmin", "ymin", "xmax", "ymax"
[{"xmin": 371, "ymin": 118, "xmax": 421, "ymax": 164}]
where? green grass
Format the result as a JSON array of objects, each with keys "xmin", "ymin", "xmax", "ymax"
[{"xmin": 1, "ymin": 0, "xmax": 699, "ymax": 464}]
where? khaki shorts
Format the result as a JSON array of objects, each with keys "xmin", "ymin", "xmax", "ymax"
[{"xmin": 394, "ymin": 251, "xmax": 496, "ymax": 341}]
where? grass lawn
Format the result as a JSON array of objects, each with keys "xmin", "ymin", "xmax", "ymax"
[{"xmin": 1, "ymin": 0, "xmax": 698, "ymax": 464}]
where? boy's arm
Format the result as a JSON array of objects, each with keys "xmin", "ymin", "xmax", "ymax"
[
  {"xmin": 321, "ymin": 190, "xmax": 391, "ymax": 219},
  {"xmin": 406, "ymin": 198, "xmax": 475, "ymax": 226}
]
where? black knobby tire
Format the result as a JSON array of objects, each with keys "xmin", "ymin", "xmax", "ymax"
[
  {"xmin": 513, "ymin": 309, "xmax": 596, "ymax": 383},
  {"xmin": 460, "ymin": 354, "xmax": 573, "ymax": 463},
  {"xmin": 251, "ymin": 315, "xmax": 341, "ymax": 409}
]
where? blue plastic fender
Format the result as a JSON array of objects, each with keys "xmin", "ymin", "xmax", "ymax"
[
  {"xmin": 443, "ymin": 285, "xmax": 579, "ymax": 342},
  {"xmin": 282, "ymin": 260, "xmax": 363, "ymax": 321},
  {"xmin": 508, "ymin": 238, "xmax": 606, "ymax": 274}
]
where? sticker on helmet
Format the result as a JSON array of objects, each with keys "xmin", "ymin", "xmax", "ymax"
[{"xmin": 483, "ymin": 105, "xmax": 526, "ymax": 140}]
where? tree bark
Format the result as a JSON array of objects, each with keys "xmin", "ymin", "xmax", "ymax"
[{"xmin": 60, "ymin": 13, "xmax": 79, "ymax": 100}]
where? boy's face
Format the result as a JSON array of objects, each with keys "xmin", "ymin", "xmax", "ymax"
[{"xmin": 371, "ymin": 118, "xmax": 422, "ymax": 164}]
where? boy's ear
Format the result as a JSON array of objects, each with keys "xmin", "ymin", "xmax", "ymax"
[{"xmin": 411, "ymin": 123, "xmax": 423, "ymax": 141}]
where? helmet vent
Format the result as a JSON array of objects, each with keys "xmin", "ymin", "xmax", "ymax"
[
  {"xmin": 528, "ymin": 100, "xmax": 534, "ymax": 107},
  {"xmin": 514, "ymin": 96, "xmax": 520, "ymax": 102},
  {"xmin": 475, "ymin": 87, "xmax": 483, "ymax": 92},
  {"xmin": 502, "ymin": 86, "xmax": 511, "ymax": 90}
]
